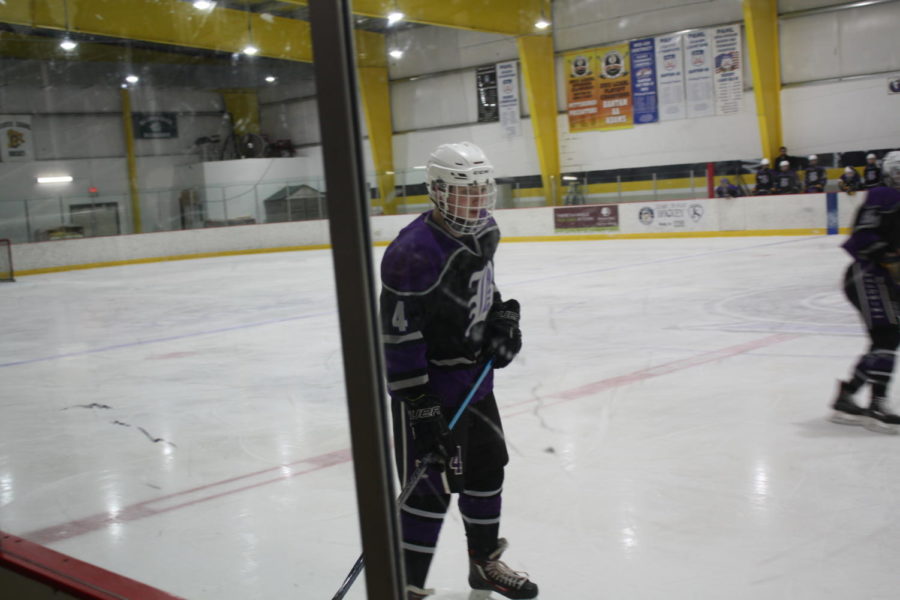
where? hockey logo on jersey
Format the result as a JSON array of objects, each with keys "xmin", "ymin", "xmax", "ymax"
[{"xmin": 465, "ymin": 262, "xmax": 494, "ymax": 339}]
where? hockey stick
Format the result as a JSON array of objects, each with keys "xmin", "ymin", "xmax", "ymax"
[{"xmin": 331, "ymin": 358, "xmax": 495, "ymax": 600}]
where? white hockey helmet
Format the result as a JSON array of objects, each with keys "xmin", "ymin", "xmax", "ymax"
[
  {"xmin": 426, "ymin": 142, "xmax": 496, "ymax": 236},
  {"xmin": 808, "ymin": 154, "xmax": 817, "ymax": 162},
  {"xmin": 881, "ymin": 151, "xmax": 900, "ymax": 190},
  {"xmin": 844, "ymin": 166, "xmax": 855, "ymax": 174},
  {"xmin": 779, "ymin": 160, "xmax": 790, "ymax": 168},
  {"xmin": 867, "ymin": 153, "xmax": 877, "ymax": 160},
  {"xmin": 760, "ymin": 158, "xmax": 770, "ymax": 166}
]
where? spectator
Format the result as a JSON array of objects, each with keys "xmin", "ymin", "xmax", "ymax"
[
  {"xmin": 774, "ymin": 160, "xmax": 800, "ymax": 194},
  {"xmin": 775, "ymin": 146, "xmax": 795, "ymax": 170},
  {"xmin": 754, "ymin": 158, "xmax": 774, "ymax": 195},
  {"xmin": 864, "ymin": 153, "xmax": 882, "ymax": 189},
  {"xmin": 715, "ymin": 177, "xmax": 743, "ymax": 198},
  {"xmin": 804, "ymin": 154, "xmax": 827, "ymax": 193},
  {"xmin": 839, "ymin": 166, "xmax": 862, "ymax": 195}
]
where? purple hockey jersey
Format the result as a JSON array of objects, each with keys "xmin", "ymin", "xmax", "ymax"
[
  {"xmin": 380, "ymin": 212, "xmax": 501, "ymax": 408},
  {"xmin": 843, "ymin": 186, "xmax": 900, "ymax": 263}
]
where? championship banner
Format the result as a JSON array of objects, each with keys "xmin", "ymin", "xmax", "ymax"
[
  {"xmin": 133, "ymin": 113, "xmax": 178, "ymax": 139},
  {"xmin": 564, "ymin": 50, "xmax": 600, "ymax": 131},
  {"xmin": 476, "ymin": 65, "xmax": 499, "ymax": 123},
  {"xmin": 496, "ymin": 61, "xmax": 521, "ymax": 137},
  {"xmin": 630, "ymin": 38, "xmax": 658, "ymax": 124},
  {"xmin": 655, "ymin": 34, "xmax": 686, "ymax": 121},
  {"xmin": 685, "ymin": 30, "xmax": 715, "ymax": 118},
  {"xmin": 596, "ymin": 43, "xmax": 633, "ymax": 131},
  {"xmin": 712, "ymin": 25, "xmax": 743, "ymax": 115},
  {"xmin": 0, "ymin": 115, "xmax": 34, "ymax": 162}
]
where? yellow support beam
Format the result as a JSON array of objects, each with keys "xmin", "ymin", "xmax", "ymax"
[
  {"xmin": 743, "ymin": 0, "xmax": 783, "ymax": 161},
  {"xmin": 219, "ymin": 90, "xmax": 261, "ymax": 136},
  {"xmin": 355, "ymin": 30, "xmax": 395, "ymax": 214},
  {"xmin": 517, "ymin": 34, "xmax": 561, "ymax": 206},
  {"xmin": 120, "ymin": 87, "xmax": 142, "ymax": 234},
  {"xmin": 1, "ymin": 0, "xmax": 313, "ymax": 62}
]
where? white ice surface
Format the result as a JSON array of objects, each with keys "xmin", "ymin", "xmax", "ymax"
[{"xmin": 1, "ymin": 235, "xmax": 899, "ymax": 600}]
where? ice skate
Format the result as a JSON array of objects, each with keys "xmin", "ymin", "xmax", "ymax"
[
  {"xmin": 407, "ymin": 584, "xmax": 434, "ymax": 599},
  {"xmin": 864, "ymin": 398, "xmax": 900, "ymax": 435},
  {"xmin": 830, "ymin": 381, "xmax": 866, "ymax": 426},
  {"xmin": 468, "ymin": 539, "xmax": 538, "ymax": 599}
]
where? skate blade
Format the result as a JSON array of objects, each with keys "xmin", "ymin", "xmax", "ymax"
[
  {"xmin": 829, "ymin": 411, "xmax": 864, "ymax": 426},
  {"xmin": 863, "ymin": 418, "xmax": 900, "ymax": 435}
]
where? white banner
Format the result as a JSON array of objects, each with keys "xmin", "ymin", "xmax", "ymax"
[
  {"xmin": 712, "ymin": 25, "xmax": 743, "ymax": 115},
  {"xmin": 630, "ymin": 199, "xmax": 717, "ymax": 233},
  {"xmin": 0, "ymin": 115, "xmax": 34, "ymax": 162},
  {"xmin": 496, "ymin": 61, "xmax": 521, "ymax": 137},
  {"xmin": 685, "ymin": 30, "xmax": 715, "ymax": 118},
  {"xmin": 655, "ymin": 34, "xmax": 686, "ymax": 121}
]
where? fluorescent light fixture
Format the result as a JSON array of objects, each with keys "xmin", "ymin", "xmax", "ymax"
[
  {"xmin": 265, "ymin": 75, "xmax": 276, "ymax": 83},
  {"xmin": 535, "ymin": 18, "xmax": 551, "ymax": 29},
  {"xmin": 243, "ymin": 44, "xmax": 259, "ymax": 56},
  {"xmin": 37, "ymin": 176, "xmax": 73, "ymax": 184},
  {"xmin": 59, "ymin": 38, "xmax": 78, "ymax": 51},
  {"xmin": 562, "ymin": 175, "xmax": 579, "ymax": 181},
  {"xmin": 193, "ymin": 0, "xmax": 214, "ymax": 9},
  {"xmin": 387, "ymin": 11, "xmax": 404, "ymax": 25},
  {"xmin": 125, "ymin": 74, "xmax": 139, "ymax": 84},
  {"xmin": 413, "ymin": 165, "xmax": 427, "ymax": 170},
  {"xmin": 389, "ymin": 49, "xmax": 404, "ymax": 59}
]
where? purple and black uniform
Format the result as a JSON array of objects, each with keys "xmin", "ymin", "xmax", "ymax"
[
  {"xmin": 842, "ymin": 186, "xmax": 900, "ymax": 394},
  {"xmin": 804, "ymin": 165, "xmax": 827, "ymax": 193},
  {"xmin": 864, "ymin": 163, "xmax": 882, "ymax": 189},
  {"xmin": 840, "ymin": 170, "xmax": 862, "ymax": 192},
  {"xmin": 774, "ymin": 169, "xmax": 800, "ymax": 194},
  {"xmin": 754, "ymin": 167, "xmax": 773, "ymax": 195},
  {"xmin": 380, "ymin": 211, "xmax": 510, "ymax": 587}
]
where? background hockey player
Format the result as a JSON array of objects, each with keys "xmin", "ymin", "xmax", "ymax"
[
  {"xmin": 754, "ymin": 158, "xmax": 773, "ymax": 195},
  {"xmin": 380, "ymin": 142, "xmax": 538, "ymax": 599},
  {"xmin": 839, "ymin": 166, "xmax": 862, "ymax": 194},
  {"xmin": 803, "ymin": 154, "xmax": 827, "ymax": 193},
  {"xmin": 864, "ymin": 153, "xmax": 882, "ymax": 189},
  {"xmin": 831, "ymin": 151, "xmax": 900, "ymax": 434},
  {"xmin": 774, "ymin": 160, "xmax": 800, "ymax": 194},
  {"xmin": 715, "ymin": 177, "xmax": 743, "ymax": 198}
]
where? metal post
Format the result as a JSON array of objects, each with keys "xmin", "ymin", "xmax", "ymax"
[
  {"xmin": 690, "ymin": 169, "xmax": 695, "ymax": 196},
  {"xmin": 617, "ymin": 175, "xmax": 622, "ymax": 203},
  {"xmin": 652, "ymin": 173, "xmax": 658, "ymax": 201},
  {"xmin": 23, "ymin": 199, "xmax": 32, "ymax": 243},
  {"xmin": 308, "ymin": 2, "xmax": 405, "ymax": 599}
]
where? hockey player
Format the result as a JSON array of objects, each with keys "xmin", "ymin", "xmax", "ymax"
[
  {"xmin": 774, "ymin": 160, "xmax": 800, "ymax": 194},
  {"xmin": 839, "ymin": 166, "xmax": 862, "ymax": 195},
  {"xmin": 803, "ymin": 154, "xmax": 827, "ymax": 193},
  {"xmin": 864, "ymin": 153, "xmax": 882, "ymax": 189},
  {"xmin": 715, "ymin": 177, "xmax": 742, "ymax": 198},
  {"xmin": 754, "ymin": 158, "xmax": 773, "ymax": 195},
  {"xmin": 832, "ymin": 151, "xmax": 900, "ymax": 434},
  {"xmin": 380, "ymin": 142, "xmax": 537, "ymax": 599}
]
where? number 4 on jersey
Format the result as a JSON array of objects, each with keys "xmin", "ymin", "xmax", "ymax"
[{"xmin": 392, "ymin": 301, "xmax": 409, "ymax": 333}]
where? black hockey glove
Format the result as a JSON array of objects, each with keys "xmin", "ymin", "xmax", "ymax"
[
  {"xmin": 485, "ymin": 299, "xmax": 522, "ymax": 369},
  {"xmin": 406, "ymin": 394, "xmax": 454, "ymax": 464}
]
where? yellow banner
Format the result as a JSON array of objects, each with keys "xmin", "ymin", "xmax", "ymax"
[{"xmin": 564, "ymin": 44, "xmax": 634, "ymax": 132}]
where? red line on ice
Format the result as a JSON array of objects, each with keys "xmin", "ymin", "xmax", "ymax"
[{"xmin": 19, "ymin": 333, "xmax": 795, "ymax": 545}]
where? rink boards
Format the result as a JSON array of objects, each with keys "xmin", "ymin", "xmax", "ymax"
[{"xmin": 9, "ymin": 192, "xmax": 863, "ymax": 276}]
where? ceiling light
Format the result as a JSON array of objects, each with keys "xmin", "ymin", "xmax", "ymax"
[
  {"xmin": 387, "ymin": 11, "xmax": 404, "ymax": 25},
  {"xmin": 562, "ymin": 175, "xmax": 579, "ymax": 181},
  {"xmin": 125, "ymin": 74, "xmax": 139, "ymax": 84},
  {"xmin": 59, "ymin": 38, "xmax": 78, "ymax": 51},
  {"xmin": 389, "ymin": 49, "xmax": 404, "ymax": 59},
  {"xmin": 243, "ymin": 44, "xmax": 259, "ymax": 56},
  {"xmin": 265, "ymin": 75, "xmax": 276, "ymax": 83},
  {"xmin": 193, "ymin": 0, "xmax": 214, "ymax": 9},
  {"xmin": 37, "ymin": 176, "xmax": 73, "ymax": 184},
  {"xmin": 535, "ymin": 18, "xmax": 551, "ymax": 29}
]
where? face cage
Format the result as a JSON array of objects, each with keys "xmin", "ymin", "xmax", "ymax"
[{"xmin": 431, "ymin": 182, "xmax": 497, "ymax": 236}]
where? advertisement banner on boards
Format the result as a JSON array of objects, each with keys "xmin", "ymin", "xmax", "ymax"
[
  {"xmin": 630, "ymin": 38, "xmax": 658, "ymax": 124},
  {"xmin": 712, "ymin": 25, "xmax": 743, "ymax": 115},
  {"xmin": 596, "ymin": 43, "xmax": 633, "ymax": 130},
  {"xmin": 133, "ymin": 113, "xmax": 179, "ymax": 139},
  {"xmin": 635, "ymin": 200, "xmax": 711, "ymax": 232},
  {"xmin": 685, "ymin": 30, "xmax": 715, "ymax": 118},
  {"xmin": 496, "ymin": 60, "xmax": 521, "ymax": 137},
  {"xmin": 476, "ymin": 65, "xmax": 499, "ymax": 122},
  {"xmin": 564, "ymin": 50, "xmax": 600, "ymax": 131},
  {"xmin": 655, "ymin": 34, "xmax": 686, "ymax": 121},
  {"xmin": 0, "ymin": 115, "xmax": 34, "ymax": 162},
  {"xmin": 554, "ymin": 205, "xmax": 620, "ymax": 232}
]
